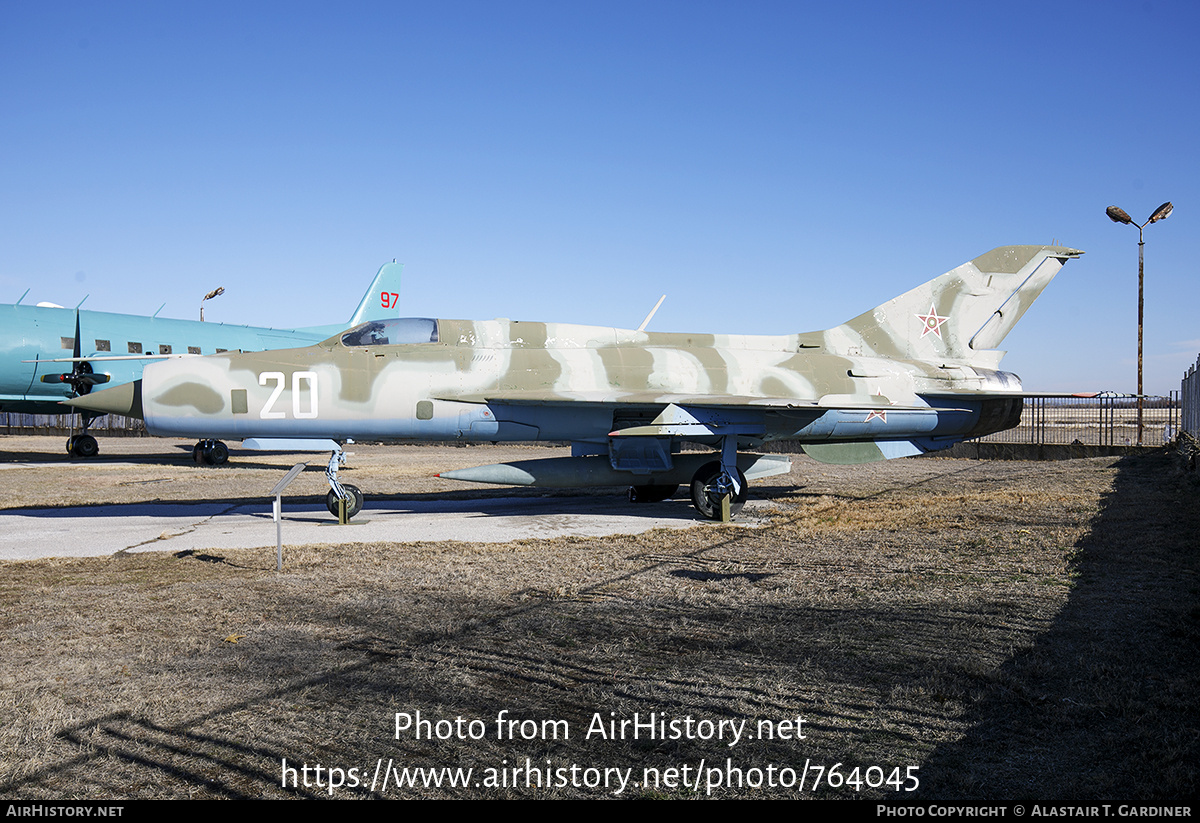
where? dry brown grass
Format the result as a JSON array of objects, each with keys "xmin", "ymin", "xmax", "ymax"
[{"xmin": 0, "ymin": 438, "xmax": 1196, "ymax": 799}]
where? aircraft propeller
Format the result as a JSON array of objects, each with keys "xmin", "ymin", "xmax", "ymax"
[{"xmin": 38, "ymin": 311, "xmax": 110, "ymax": 396}]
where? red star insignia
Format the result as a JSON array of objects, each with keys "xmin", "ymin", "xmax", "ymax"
[
  {"xmin": 916, "ymin": 303, "xmax": 949, "ymax": 338},
  {"xmin": 865, "ymin": 390, "xmax": 889, "ymax": 423}
]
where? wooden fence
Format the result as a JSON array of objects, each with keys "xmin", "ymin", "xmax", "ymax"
[{"xmin": 1, "ymin": 413, "xmax": 146, "ymax": 436}]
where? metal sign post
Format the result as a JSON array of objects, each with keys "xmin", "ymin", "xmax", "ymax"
[{"xmin": 269, "ymin": 462, "xmax": 309, "ymax": 571}]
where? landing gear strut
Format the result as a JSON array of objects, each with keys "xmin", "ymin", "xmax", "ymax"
[
  {"xmin": 192, "ymin": 439, "xmax": 229, "ymax": 465},
  {"xmin": 690, "ymin": 462, "xmax": 748, "ymax": 520},
  {"xmin": 689, "ymin": 436, "xmax": 748, "ymax": 521},
  {"xmin": 324, "ymin": 446, "xmax": 363, "ymax": 520}
]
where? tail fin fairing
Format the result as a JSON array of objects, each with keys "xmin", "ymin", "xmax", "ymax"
[
  {"xmin": 346, "ymin": 262, "xmax": 405, "ymax": 326},
  {"xmin": 823, "ymin": 246, "xmax": 1083, "ymax": 367}
]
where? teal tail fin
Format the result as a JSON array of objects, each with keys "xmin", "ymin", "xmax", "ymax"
[{"xmin": 346, "ymin": 262, "xmax": 405, "ymax": 326}]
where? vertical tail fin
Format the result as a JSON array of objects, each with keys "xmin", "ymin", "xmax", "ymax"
[
  {"xmin": 826, "ymin": 245, "xmax": 1083, "ymax": 366},
  {"xmin": 346, "ymin": 262, "xmax": 405, "ymax": 326}
]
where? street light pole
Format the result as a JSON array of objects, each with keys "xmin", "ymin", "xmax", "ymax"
[
  {"xmin": 1106, "ymin": 202, "xmax": 1172, "ymax": 445},
  {"xmin": 199, "ymin": 286, "xmax": 225, "ymax": 322}
]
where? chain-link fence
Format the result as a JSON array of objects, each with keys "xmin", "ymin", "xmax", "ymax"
[{"xmin": 974, "ymin": 393, "xmax": 1179, "ymax": 447}]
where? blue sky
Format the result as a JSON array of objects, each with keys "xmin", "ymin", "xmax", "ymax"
[{"xmin": 3, "ymin": 1, "xmax": 1196, "ymax": 394}]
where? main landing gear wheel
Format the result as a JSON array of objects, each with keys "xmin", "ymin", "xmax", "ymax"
[
  {"xmin": 326, "ymin": 485, "xmax": 364, "ymax": 519},
  {"xmin": 193, "ymin": 440, "xmax": 229, "ymax": 466},
  {"xmin": 66, "ymin": 434, "xmax": 99, "ymax": 458},
  {"xmin": 628, "ymin": 484, "xmax": 679, "ymax": 503},
  {"xmin": 690, "ymin": 461, "xmax": 748, "ymax": 521}
]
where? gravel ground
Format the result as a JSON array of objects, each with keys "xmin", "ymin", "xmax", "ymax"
[{"xmin": 0, "ymin": 436, "xmax": 1196, "ymax": 800}]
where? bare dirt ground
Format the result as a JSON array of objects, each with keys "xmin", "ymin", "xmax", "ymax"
[{"xmin": 0, "ymin": 436, "xmax": 1196, "ymax": 800}]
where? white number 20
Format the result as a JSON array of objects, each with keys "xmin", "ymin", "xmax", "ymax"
[{"xmin": 258, "ymin": 371, "xmax": 319, "ymax": 419}]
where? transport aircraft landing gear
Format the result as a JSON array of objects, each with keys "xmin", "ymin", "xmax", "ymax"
[
  {"xmin": 627, "ymin": 484, "xmax": 679, "ymax": 503},
  {"xmin": 325, "ymin": 446, "xmax": 362, "ymax": 521},
  {"xmin": 66, "ymin": 412, "xmax": 101, "ymax": 458},
  {"xmin": 192, "ymin": 439, "xmax": 229, "ymax": 465},
  {"xmin": 66, "ymin": 433, "xmax": 99, "ymax": 458}
]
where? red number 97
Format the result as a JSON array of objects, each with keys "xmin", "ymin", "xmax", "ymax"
[{"xmin": 380, "ymin": 292, "xmax": 398, "ymax": 309}]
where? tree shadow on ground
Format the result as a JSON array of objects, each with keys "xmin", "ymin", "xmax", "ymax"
[{"xmin": 916, "ymin": 454, "xmax": 1199, "ymax": 802}]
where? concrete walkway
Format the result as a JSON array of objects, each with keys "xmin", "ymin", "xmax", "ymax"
[{"xmin": 0, "ymin": 496, "xmax": 761, "ymax": 561}]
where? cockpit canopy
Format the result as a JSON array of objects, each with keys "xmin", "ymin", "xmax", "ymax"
[{"xmin": 339, "ymin": 318, "xmax": 439, "ymax": 347}]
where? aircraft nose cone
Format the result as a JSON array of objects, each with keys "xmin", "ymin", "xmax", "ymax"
[{"xmin": 62, "ymin": 380, "xmax": 144, "ymax": 419}]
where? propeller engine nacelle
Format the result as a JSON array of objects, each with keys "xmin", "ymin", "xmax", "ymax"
[
  {"xmin": 37, "ymin": 311, "xmax": 112, "ymax": 396},
  {"xmin": 40, "ymin": 360, "xmax": 111, "ymax": 395}
]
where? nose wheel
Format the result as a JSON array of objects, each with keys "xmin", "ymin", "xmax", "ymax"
[{"xmin": 325, "ymin": 485, "xmax": 364, "ymax": 519}]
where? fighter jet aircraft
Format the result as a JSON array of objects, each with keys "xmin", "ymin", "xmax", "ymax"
[
  {"xmin": 68, "ymin": 245, "xmax": 1081, "ymax": 519},
  {"xmin": 3, "ymin": 262, "xmax": 403, "ymax": 460}
]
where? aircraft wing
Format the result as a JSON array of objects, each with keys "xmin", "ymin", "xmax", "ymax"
[
  {"xmin": 921, "ymin": 390, "xmax": 1101, "ymax": 398},
  {"xmin": 433, "ymin": 389, "xmax": 967, "ymax": 441},
  {"xmin": 438, "ymin": 389, "xmax": 816, "ymax": 407},
  {"xmin": 435, "ymin": 389, "xmax": 938, "ymax": 411},
  {"xmin": 23, "ymin": 354, "xmax": 193, "ymax": 363}
]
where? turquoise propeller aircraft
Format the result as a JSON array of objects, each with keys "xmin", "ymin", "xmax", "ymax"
[{"xmin": 1, "ymin": 262, "xmax": 403, "ymax": 460}]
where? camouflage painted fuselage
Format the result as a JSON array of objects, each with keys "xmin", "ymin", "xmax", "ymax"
[{"xmin": 124, "ymin": 245, "xmax": 1081, "ymax": 461}]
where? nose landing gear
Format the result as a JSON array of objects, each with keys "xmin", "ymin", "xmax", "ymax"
[{"xmin": 325, "ymin": 446, "xmax": 363, "ymax": 521}]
